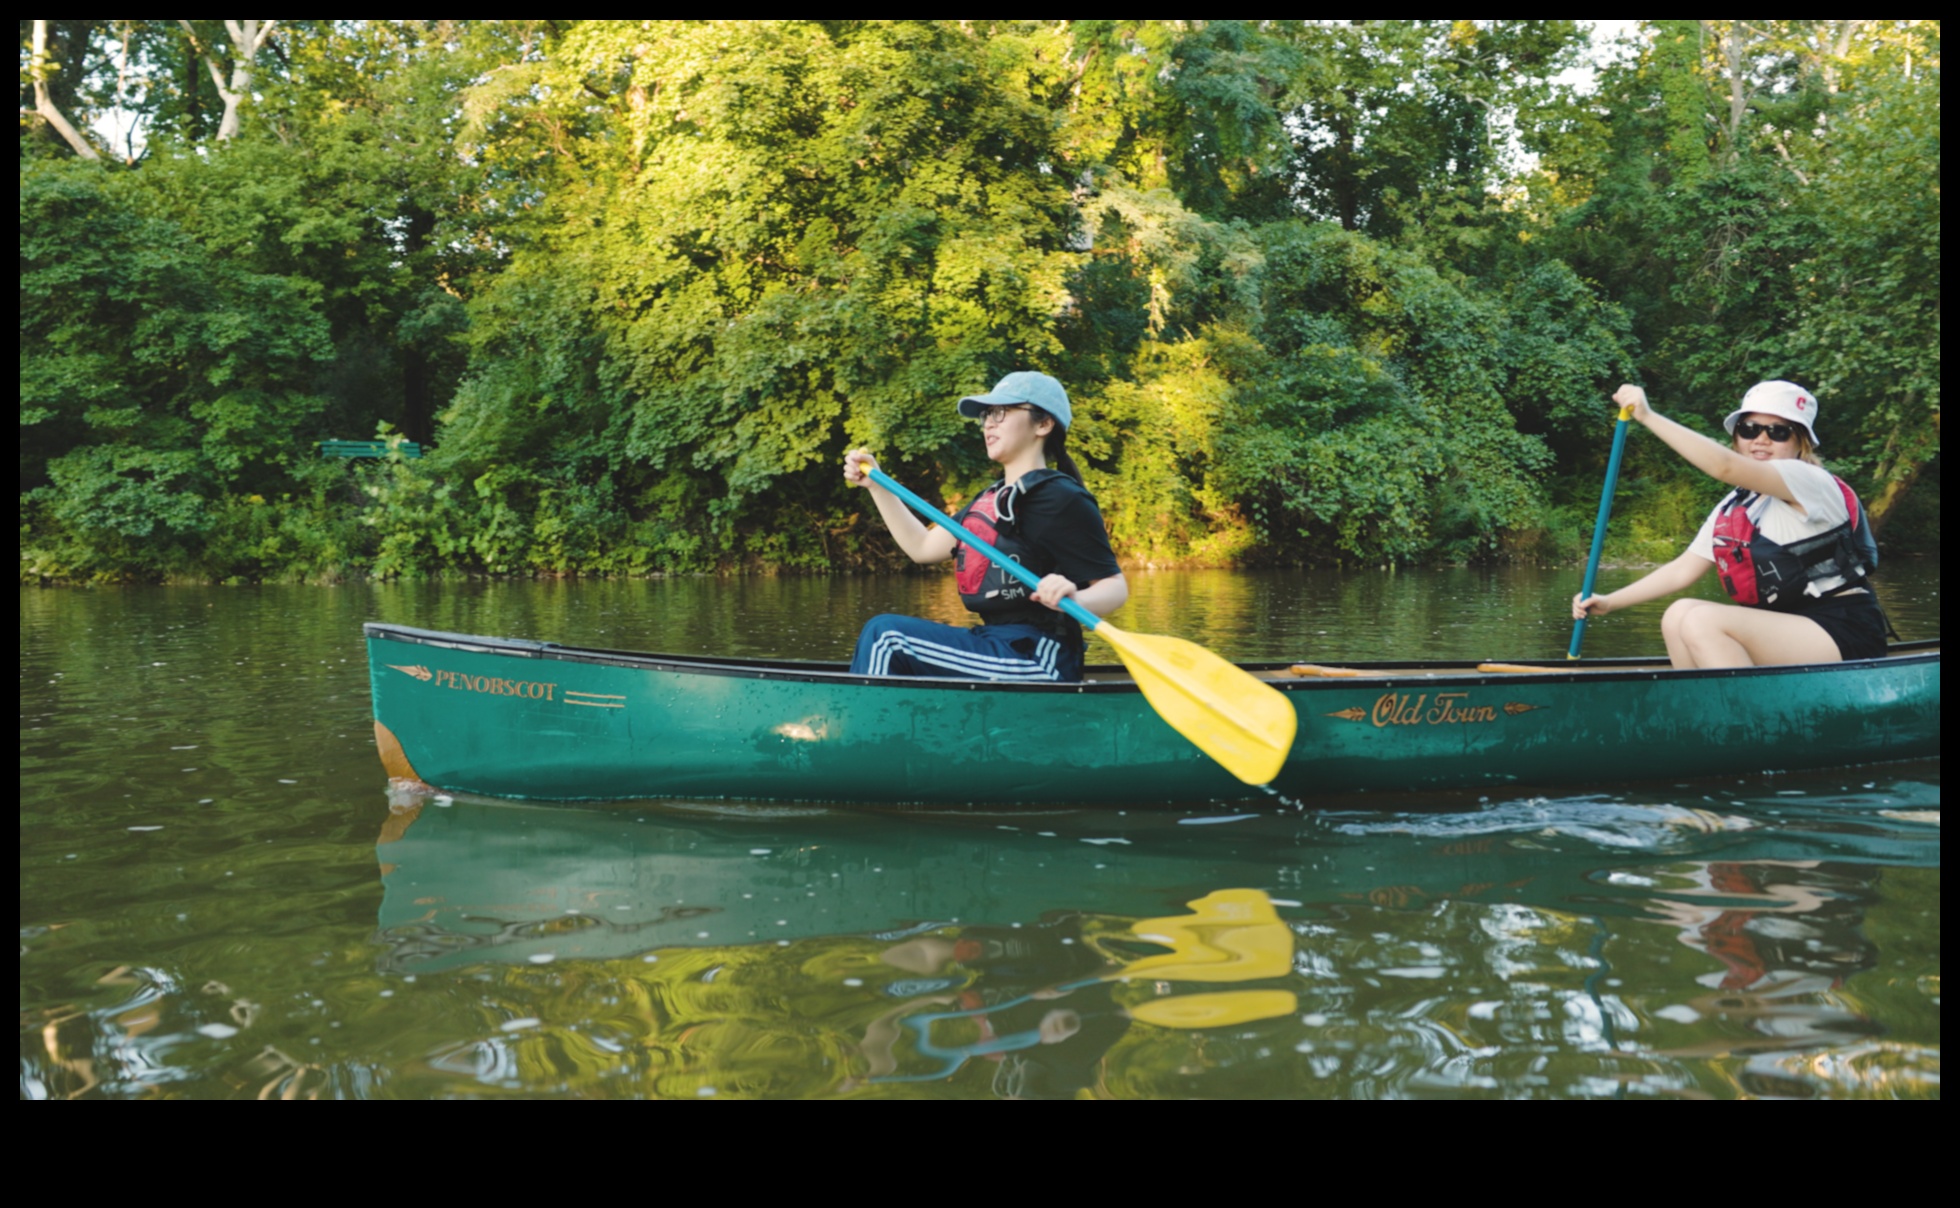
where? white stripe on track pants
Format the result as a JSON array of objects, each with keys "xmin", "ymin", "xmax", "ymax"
[{"xmin": 848, "ymin": 614, "xmax": 1082, "ymax": 681}]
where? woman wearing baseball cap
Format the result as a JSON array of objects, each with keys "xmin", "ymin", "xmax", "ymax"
[
  {"xmin": 1571, "ymin": 381, "xmax": 1887, "ymax": 667},
  {"xmin": 841, "ymin": 372, "xmax": 1128, "ymax": 681}
]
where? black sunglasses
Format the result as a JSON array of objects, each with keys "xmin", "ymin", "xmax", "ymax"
[{"xmin": 1734, "ymin": 421, "xmax": 1798, "ymax": 443}]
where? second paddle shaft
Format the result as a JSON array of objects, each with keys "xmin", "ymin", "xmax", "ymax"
[
  {"xmin": 1569, "ymin": 403, "xmax": 1636, "ymax": 659},
  {"xmin": 865, "ymin": 465, "xmax": 1102, "ymax": 632}
]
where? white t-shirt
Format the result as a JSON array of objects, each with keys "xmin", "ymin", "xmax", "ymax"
[{"xmin": 1689, "ymin": 460, "xmax": 1851, "ymax": 597}]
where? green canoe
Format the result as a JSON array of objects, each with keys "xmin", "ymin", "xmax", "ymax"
[{"xmin": 365, "ymin": 623, "xmax": 1940, "ymax": 806}]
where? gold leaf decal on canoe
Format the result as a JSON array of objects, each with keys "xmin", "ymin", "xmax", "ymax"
[
  {"xmin": 1372, "ymin": 692, "xmax": 1498, "ymax": 726},
  {"xmin": 1325, "ymin": 707, "xmax": 1368, "ymax": 721},
  {"xmin": 1503, "ymin": 702, "xmax": 1545, "ymax": 716},
  {"xmin": 389, "ymin": 664, "xmax": 432, "ymax": 682}
]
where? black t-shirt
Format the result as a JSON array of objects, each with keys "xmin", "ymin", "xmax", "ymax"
[{"xmin": 951, "ymin": 473, "xmax": 1121, "ymax": 644}]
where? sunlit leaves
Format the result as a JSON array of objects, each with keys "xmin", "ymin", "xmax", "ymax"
[{"xmin": 18, "ymin": 20, "xmax": 1936, "ymax": 579}]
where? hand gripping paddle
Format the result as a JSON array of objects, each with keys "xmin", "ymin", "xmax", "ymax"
[{"xmin": 865, "ymin": 465, "xmax": 1297, "ymax": 785}]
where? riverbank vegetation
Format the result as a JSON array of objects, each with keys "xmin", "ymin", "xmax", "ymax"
[{"xmin": 20, "ymin": 20, "xmax": 1941, "ymax": 582}]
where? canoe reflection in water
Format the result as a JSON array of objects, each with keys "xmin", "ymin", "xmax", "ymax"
[{"xmin": 369, "ymin": 783, "xmax": 1938, "ymax": 1098}]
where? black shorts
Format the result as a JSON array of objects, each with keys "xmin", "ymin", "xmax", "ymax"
[{"xmin": 1796, "ymin": 591, "xmax": 1888, "ymax": 661}]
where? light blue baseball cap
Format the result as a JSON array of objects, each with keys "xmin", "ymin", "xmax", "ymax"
[{"xmin": 957, "ymin": 371, "xmax": 1071, "ymax": 430}]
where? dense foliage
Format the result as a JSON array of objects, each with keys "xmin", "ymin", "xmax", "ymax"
[{"xmin": 19, "ymin": 20, "xmax": 1941, "ymax": 581}]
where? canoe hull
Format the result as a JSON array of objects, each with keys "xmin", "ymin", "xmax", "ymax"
[{"xmin": 366, "ymin": 624, "xmax": 1940, "ymax": 806}]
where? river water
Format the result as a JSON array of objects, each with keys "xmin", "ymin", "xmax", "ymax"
[{"xmin": 19, "ymin": 564, "xmax": 1941, "ymax": 1098}]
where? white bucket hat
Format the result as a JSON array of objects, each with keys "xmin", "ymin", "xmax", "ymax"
[{"xmin": 1723, "ymin": 380, "xmax": 1821, "ymax": 447}]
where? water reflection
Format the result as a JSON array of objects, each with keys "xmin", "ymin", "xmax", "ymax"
[
  {"xmin": 855, "ymin": 890, "xmax": 1294, "ymax": 1094},
  {"xmin": 1632, "ymin": 858, "xmax": 1891, "ymax": 1095},
  {"xmin": 24, "ymin": 772, "xmax": 1940, "ymax": 1100},
  {"xmin": 342, "ymin": 772, "xmax": 1940, "ymax": 1099},
  {"xmin": 18, "ymin": 574, "xmax": 1940, "ymax": 1099}
]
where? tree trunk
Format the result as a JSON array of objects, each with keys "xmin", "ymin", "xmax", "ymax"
[
  {"xmin": 181, "ymin": 31, "xmax": 205, "ymax": 138},
  {"xmin": 217, "ymin": 20, "xmax": 268, "ymax": 141},
  {"xmin": 1866, "ymin": 409, "xmax": 1939, "ymax": 537},
  {"xmin": 401, "ymin": 347, "xmax": 432, "ymax": 447},
  {"xmin": 1717, "ymin": 22, "xmax": 1751, "ymax": 168},
  {"xmin": 26, "ymin": 20, "xmax": 101, "ymax": 159},
  {"xmin": 399, "ymin": 204, "xmax": 438, "ymax": 445},
  {"xmin": 179, "ymin": 19, "xmax": 276, "ymax": 142},
  {"xmin": 1333, "ymin": 90, "xmax": 1359, "ymax": 231}
]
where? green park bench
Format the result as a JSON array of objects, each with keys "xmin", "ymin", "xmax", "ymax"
[{"xmin": 319, "ymin": 439, "xmax": 423, "ymax": 459}]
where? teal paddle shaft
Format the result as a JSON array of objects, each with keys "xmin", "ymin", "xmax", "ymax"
[
  {"xmin": 866, "ymin": 465, "xmax": 1100, "ymax": 631},
  {"xmin": 1569, "ymin": 405, "xmax": 1635, "ymax": 659}
]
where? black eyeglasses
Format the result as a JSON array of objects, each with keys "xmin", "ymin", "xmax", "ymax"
[
  {"xmin": 980, "ymin": 405, "xmax": 1033, "ymax": 427},
  {"xmin": 1735, "ymin": 421, "xmax": 1798, "ymax": 443}
]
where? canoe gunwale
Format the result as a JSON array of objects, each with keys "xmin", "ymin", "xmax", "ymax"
[{"xmin": 364, "ymin": 622, "xmax": 1939, "ymax": 695}]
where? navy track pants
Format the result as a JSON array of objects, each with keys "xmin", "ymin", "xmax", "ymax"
[{"xmin": 848, "ymin": 614, "xmax": 1083, "ymax": 682}]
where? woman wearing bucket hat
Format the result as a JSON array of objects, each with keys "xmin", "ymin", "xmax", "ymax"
[
  {"xmin": 1571, "ymin": 381, "xmax": 1886, "ymax": 668},
  {"xmin": 841, "ymin": 372, "xmax": 1127, "ymax": 681}
]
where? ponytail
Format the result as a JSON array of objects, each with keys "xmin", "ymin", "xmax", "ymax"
[{"xmin": 1030, "ymin": 407, "xmax": 1084, "ymax": 485}]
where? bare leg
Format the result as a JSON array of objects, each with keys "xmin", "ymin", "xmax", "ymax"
[
  {"xmin": 1661, "ymin": 598, "xmax": 1714, "ymax": 668},
  {"xmin": 1672, "ymin": 601, "xmax": 1842, "ymax": 668}
]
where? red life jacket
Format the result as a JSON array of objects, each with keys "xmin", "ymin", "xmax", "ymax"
[
  {"xmin": 953, "ymin": 469, "xmax": 1067, "ymax": 621},
  {"xmin": 1710, "ymin": 475, "xmax": 1878, "ymax": 610}
]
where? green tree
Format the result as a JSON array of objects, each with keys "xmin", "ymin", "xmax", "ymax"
[
  {"xmin": 1542, "ymin": 21, "xmax": 1939, "ymax": 530},
  {"xmin": 19, "ymin": 161, "xmax": 332, "ymax": 578},
  {"xmin": 420, "ymin": 21, "xmax": 1086, "ymax": 573},
  {"xmin": 15, "ymin": 19, "xmax": 1935, "ymax": 581}
]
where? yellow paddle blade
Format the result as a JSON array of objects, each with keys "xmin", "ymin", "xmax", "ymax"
[
  {"xmin": 1093, "ymin": 622, "xmax": 1298, "ymax": 784},
  {"xmin": 1121, "ymin": 889, "xmax": 1294, "ymax": 982},
  {"xmin": 1129, "ymin": 989, "xmax": 1299, "ymax": 1030}
]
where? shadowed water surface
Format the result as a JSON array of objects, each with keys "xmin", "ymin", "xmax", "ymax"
[{"xmin": 19, "ymin": 565, "xmax": 1940, "ymax": 1098}]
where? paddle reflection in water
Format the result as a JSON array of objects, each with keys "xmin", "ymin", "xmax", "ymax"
[
  {"xmin": 856, "ymin": 890, "xmax": 1295, "ymax": 1092},
  {"xmin": 362, "ymin": 769, "xmax": 1938, "ymax": 1098}
]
